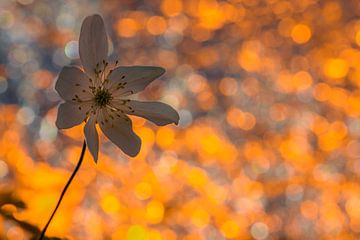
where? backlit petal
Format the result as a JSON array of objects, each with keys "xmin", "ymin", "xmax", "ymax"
[
  {"xmin": 55, "ymin": 66, "xmax": 92, "ymax": 101},
  {"xmin": 107, "ymin": 66, "xmax": 165, "ymax": 97},
  {"xmin": 124, "ymin": 100, "xmax": 179, "ymax": 126},
  {"xmin": 79, "ymin": 14, "xmax": 108, "ymax": 78},
  {"xmin": 84, "ymin": 116, "xmax": 99, "ymax": 162},
  {"xmin": 55, "ymin": 102, "xmax": 90, "ymax": 129},
  {"xmin": 99, "ymin": 109, "xmax": 141, "ymax": 157}
]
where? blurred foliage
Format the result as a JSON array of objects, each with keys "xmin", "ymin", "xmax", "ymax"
[{"xmin": 1, "ymin": 0, "xmax": 360, "ymax": 239}]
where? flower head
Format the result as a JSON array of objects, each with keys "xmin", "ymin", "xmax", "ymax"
[{"xmin": 55, "ymin": 14, "xmax": 179, "ymax": 162}]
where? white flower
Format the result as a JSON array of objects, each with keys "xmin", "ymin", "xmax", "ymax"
[{"xmin": 55, "ymin": 14, "xmax": 179, "ymax": 162}]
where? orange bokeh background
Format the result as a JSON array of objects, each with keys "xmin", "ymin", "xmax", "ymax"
[{"xmin": 1, "ymin": 0, "xmax": 360, "ymax": 239}]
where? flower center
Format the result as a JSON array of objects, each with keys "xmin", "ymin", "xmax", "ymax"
[{"xmin": 94, "ymin": 88, "xmax": 112, "ymax": 107}]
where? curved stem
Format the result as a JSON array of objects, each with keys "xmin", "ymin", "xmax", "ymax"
[{"xmin": 39, "ymin": 140, "xmax": 87, "ymax": 240}]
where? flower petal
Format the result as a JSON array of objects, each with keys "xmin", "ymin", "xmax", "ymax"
[
  {"xmin": 107, "ymin": 66, "xmax": 165, "ymax": 96},
  {"xmin": 55, "ymin": 66, "xmax": 93, "ymax": 101},
  {"xmin": 84, "ymin": 116, "xmax": 99, "ymax": 162},
  {"xmin": 99, "ymin": 109, "xmax": 141, "ymax": 157},
  {"xmin": 124, "ymin": 100, "xmax": 179, "ymax": 126},
  {"xmin": 55, "ymin": 102, "xmax": 90, "ymax": 129},
  {"xmin": 79, "ymin": 14, "xmax": 108, "ymax": 78}
]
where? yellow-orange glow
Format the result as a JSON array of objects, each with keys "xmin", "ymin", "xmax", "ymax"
[
  {"xmin": 219, "ymin": 77, "xmax": 238, "ymax": 96},
  {"xmin": 101, "ymin": 194, "xmax": 121, "ymax": 214},
  {"xmin": 220, "ymin": 220, "xmax": 241, "ymax": 239},
  {"xmin": 146, "ymin": 16, "xmax": 167, "ymax": 35},
  {"xmin": 2, "ymin": 1, "xmax": 360, "ymax": 239},
  {"xmin": 145, "ymin": 200, "xmax": 165, "ymax": 224},
  {"xmin": 291, "ymin": 24, "xmax": 311, "ymax": 44},
  {"xmin": 115, "ymin": 18, "xmax": 140, "ymax": 38},
  {"xmin": 323, "ymin": 58, "xmax": 349, "ymax": 79},
  {"xmin": 135, "ymin": 182, "xmax": 153, "ymax": 200},
  {"xmin": 191, "ymin": 208, "xmax": 210, "ymax": 228},
  {"xmin": 161, "ymin": 0, "xmax": 183, "ymax": 17}
]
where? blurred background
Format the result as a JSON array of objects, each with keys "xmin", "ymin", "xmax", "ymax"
[{"xmin": 1, "ymin": 0, "xmax": 360, "ymax": 239}]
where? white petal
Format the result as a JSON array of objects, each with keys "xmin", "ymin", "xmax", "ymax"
[
  {"xmin": 107, "ymin": 66, "xmax": 165, "ymax": 96},
  {"xmin": 79, "ymin": 14, "xmax": 108, "ymax": 78},
  {"xmin": 55, "ymin": 66, "xmax": 93, "ymax": 101},
  {"xmin": 84, "ymin": 116, "xmax": 99, "ymax": 162},
  {"xmin": 99, "ymin": 109, "xmax": 141, "ymax": 157},
  {"xmin": 124, "ymin": 100, "xmax": 179, "ymax": 126},
  {"xmin": 55, "ymin": 102, "xmax": 90, "ymax": 129}
]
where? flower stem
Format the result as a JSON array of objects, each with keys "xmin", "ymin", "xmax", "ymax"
[{"xmin": 39, "ymin": 140, "xmax": 87, "ymax": 240}]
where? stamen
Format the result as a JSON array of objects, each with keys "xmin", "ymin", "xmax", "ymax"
[{"xmin": 94, "ymin": 88, "xmax": 112, "ymax": 107}]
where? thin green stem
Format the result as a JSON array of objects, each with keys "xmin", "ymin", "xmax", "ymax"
[{"xmin": 39, "ymin": 140, "xmax": 87, "ymax": 240}]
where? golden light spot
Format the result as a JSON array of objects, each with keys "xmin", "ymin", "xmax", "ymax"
[
  {"xmin": 226, "ymin": 108, "xmax": 256, "ymax": 130},
  {"xmin": 220, "ymin": 220, "xmax": 241, "ymax": 239},
  {"xmin": 200, "ymin": 133, "xmax": 221, "ymax": 154},
  {"xmin": 311, "ymin": 116, "xmax": 330, "ymax": 136},
  {"xmin": 276, "ymin": 70, "xmax": 294, "ymax": 93},
  {"xmin": 136, "ymin": 127, "xmax": 155, "ymax": 157},
  {"xmin": 148, "ymin": 230, "xmax": 163, "ymax": 240},
  {"xmin": 313, "ymin": 83, "xmax": 331, "ymax": 102},
  {"xmin": 291, "ymin": 24, "xmax": 311, "ymax": 44},
  {"xmin": 318, "ymin": 121, "xmax": 348, "ymax": 151},
  {"xmin": 328, "ymin": 87, "xmax": 348, "ymax": 108},
  {"xmin": 219, "ymin": 77, "xmax": 238, "ymax": 96},
  {"xmin": 156, "ymin": 127, "xmax": 175, "ymax": 149},
  {"xmin": 237, "ymin": 41, "xmax": 262, "ymax": 72},
  {"xmin": 134, "ymin": 182, "xmax": 153, "ymax": 200},
  {"xmin": 322, "ymin": 1, "xmax": 342, "ymax": 23},
  {"xmin": 115, "ymin": 18, "xmax": 139, "ymax": 38},
  {"xmin": 32, "ymin": 70, "xmax": 53, "ymax": 89},
  {"xmin": 347, "ymin": 94, "xmax": 360, "ymax": 117},
  {"xmin": 345, "ymin": 197, "xmax": 360, "ymax": 219},
  {"xmin": 219, "ymin": 2, "xmax": 238, "ymax": 22},
  {"xmin": 161, "ymin": 0, "xmax": 183, "ymax": 16},
  {"xmin": 191, "ymin": 209, "xmax": 210, "ymax": 228},
  {"xmin": 187, "ymin": 167, "xmax": 208, "ymax": 188},
  {"xmin": 187, "ymin": 74, "xmax": 207, "ymax": 93},
  {"xmin": 138, "ymin": 127, "xmax": 155, "ymax": 145},
  {"xmin": 242, "ymin": 112, "xmax": 256, "ymax": 130},
  {"xmin": 100, "ymin": 194, "xmax": 121, "ymax": 214},
  {"xmin": 127, "ymin": 225, "xmax": 147, "ymax": 240},
  {"xmin": 145, "ymin": 200, "xmax": 165, "ymax": 224},
  {"xmin": 146, "ymin": 16, "xmax": 167, "ymax": 35},
  {"xmin": 323, "ymin": 58, "xmax": 349, "ymax": 79},
  {"xmin": 197, "ymin": 90, "xmax": 216, "ymax": 111},
  {"xmin": 198, "ymin": 0, "xmax": 225, "ymax": 30},
  {"xmin": 244, "ymin": 141, "xmax": 264, "ymax": 160},
  {"xmin": 292, "ymin": 71, "xmax": 313, "ymax": 91}
]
